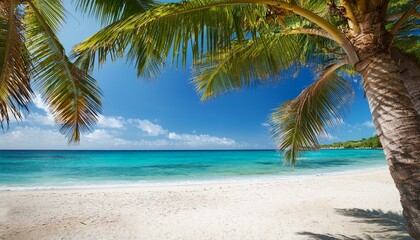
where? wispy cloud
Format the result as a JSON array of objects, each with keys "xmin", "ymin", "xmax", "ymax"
[
  {"xmin": 129, "ymin": 119, "xmax": 167, "ymax": 136},
  {"xmin": 97, "ymin": 115, "xmax": 124, "ymax": 129},
  {"xmin": 0, "ymin": 126, "xmax": 66, "ymax": 149},
  {"xmin": 84, "ymin": 129, "xmax": 142, "ymax": 147},
  {"xmin": 168, "ymin": 132, "xmax": 236, "ymax": 146},
  {"xmin": 1, "ymin": 109, "xmax": 240, "ymax": 149},
  {"xmin": 362, "ymin": 121, "xmax": 374, "ymax": 128},
  {"xmin": 29, "ymin": 94, "xmax": 55, "ymax": 126},
  {"xmin": 335, "ymin": 118, "xmax": 344, "ymax": 125},
  {"xmin": 319, "ymin": 133, "xmax": 337, "ymax": 140},
  {"xmin": 261, "ymin": 122, "xmax": 270, "ymax": 128},
  {"xmin": 27, "ymin": 112, "xmax": 55, "ymax": 126},
  {"xmin": 32, "ymin": 93, "xmax": 49, "ymax": 112}
]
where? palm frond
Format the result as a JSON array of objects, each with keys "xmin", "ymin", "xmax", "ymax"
[
  {"xmin": 389, "ymin": 0, "xmax": 420, "ymax": 35},
  {"xmin": 0, "ymin": 1, "xmax": 32, "ymax": 128},
  {"xmin": 25, "ymin": 1, "xmax": 102, "ymax": 143},
  {"xmin": 293, "ymin": 0, "xmax": 329, "ymax": 19},
  {"xmin": 193, "ymin": 33, "xmax": 300, "ymax": 100},
  {"xmin": 393, "ymin": 34, "xmax": 420, "ymax": 64},
  {"xmin": 71, "ymin": 0, "xmax": 269, "ymax": 77},
  {"xmin": 391, "ymin": 7, "xmax": 420, "ymax": 63},
  {"xmin": 72, "ymin": 0, "xmax": 346, "ymax": 78},
  {"xmin": 270, "ymin": 63, "xmax": 353, "ymax": 164},
  {"xmin": 387, "ymin": 0, "xmax": 417, "ymax": 17},
  {"xmin": 72, "ymin": 0, "xmax": 159, "ymax": 25},
  {"xmin": 32, "ymin": 0, "xmax": 66, "ymax": 33}
]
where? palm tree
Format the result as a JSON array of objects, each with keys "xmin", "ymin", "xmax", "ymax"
[
  {"xmin": 72, "ymin": 0, "xmax": 420, "ymax": 236},
  {"xmin": 2, "ymin": 0, "xmax": 418, "ymax": 237},
  {"xmin": 0, "ymin": 0, "xmax": 156, "ymax": 142},
  {"xmin": 0, "ymin": 0, "xmax": 103, "ymax": 142}
]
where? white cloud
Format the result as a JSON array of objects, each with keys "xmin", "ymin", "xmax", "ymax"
[
  {"xmin": 28, "ymin": 112, "xmax": 55, "ymax": 126},
  {"xmin": 335, "ymin": 118, "xmax": 344, "ymax": 125},
  {"xmin": 129, "ymin": 119, "xmax": 167, "ymax": 136},
  {"xmin": 28, "ymin": 99, "xmax": 124, "ymax": 128},
  {"xmin": 0, "ymin": 126, "xmax": 66, "ymax": 149},
  {"xmin": 83, "ymin": 129, "xmax": 139, "ymax": 147},
  {"xmin": 30, "ymin": 94, "xmax": 55, "ymax": 126},
  {"xmin": 319, "ymin": 133, "xmax": 337, "ymax": 140},
  {"xmin": 97, "ymin": 115, "xmax": 124, "ymax": 129},
  {"xmin": 1, "ymin": 111, "xmax": 241, "ymax": 149},
  {"xmin": 85, "ymin": 129, "xmax": 115, "ymax": 141},
  {"xmin": 261, "ymin": 122, "xmax": 270, "ymax": 128},
  {"xmin": 363, "ymin": 121, "xmax": 374, "ymax": 128},
  {"xmin": 0, "ymin": 126, "xmax": 239, "ymax": 150},
  {"xmin": 33, "ymin": 93, "xmax": 49, "ymax": 112},
  {"xmin": 168, "ymin": 132, "xmax": 236, "ymax": 146}
]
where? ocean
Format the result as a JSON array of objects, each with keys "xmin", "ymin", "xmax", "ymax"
[{"xmin": 0, "ymin": 149, "xmax": 386, "ymax": 190}]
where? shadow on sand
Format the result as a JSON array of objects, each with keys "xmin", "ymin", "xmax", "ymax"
[{"xmin": 297, "ymin": 208, "xmax": 412, "ymax": 240}]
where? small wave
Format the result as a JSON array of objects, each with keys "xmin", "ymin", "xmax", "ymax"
[{"xmin": 0, "ymin": 166, "xmax": 388, "ymax": 191}]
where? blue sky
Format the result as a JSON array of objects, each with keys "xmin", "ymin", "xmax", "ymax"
[{"xmin": 0, "ymin": 4, "xmax": 377, "ymax": 150}]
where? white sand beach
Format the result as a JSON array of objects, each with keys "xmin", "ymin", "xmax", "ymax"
[{"xmin": 0, "ymin": 169, "xmax": 410, "ymax": 239}]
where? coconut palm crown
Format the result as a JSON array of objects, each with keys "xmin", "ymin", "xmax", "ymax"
[
  {"xmin": 0, "ymin": 0, "xmax": 157, "ymax": 142},
  {"xmin": 72, "ymin": 0, "xmax": 420, "ymax": 237}
]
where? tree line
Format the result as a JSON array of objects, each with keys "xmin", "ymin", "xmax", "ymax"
[{"xmin": 321, "ymin": 136, "xmax": 382, "ymax": 149}]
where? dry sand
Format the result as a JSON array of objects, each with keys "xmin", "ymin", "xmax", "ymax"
[{"xmin": 0, "ymin": 169, "xmax": 411, "ymax": 239}]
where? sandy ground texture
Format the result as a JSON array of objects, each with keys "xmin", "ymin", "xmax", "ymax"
[{"xmin": 0, "ymin": 169, "xmax": 412, "ymax": 240}]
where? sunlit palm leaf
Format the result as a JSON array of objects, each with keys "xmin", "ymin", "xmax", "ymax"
[
  {"xmin": 125, "ymin": 34, "xmax": 166, "ymax": 79},
  {"xmin": 270, "ymin": 63, "xmax": 353, "ymax": 164},
  {"xmin": 0, "ymin": 1, "xmax": 32, "ymax": 128},
  {"xmin": 72, "ymin": 0, "xmax": 345, "ymax": 80},
  {"xmin": 25, "ymin": 1, "xmax": 102, "ymax": 143},
  {"xmin": 73, "ymin": 0, "xmax": 159, "ymax": 25},
  {"xmin": 33, "ymin": 0, "xmax": 66, "ymax": 33},
  {"xmin": 392, "ymin": 15, "xmax": 420, "ymax": 63},
  {"xmin": 193, "ymin": 33, "xmax": 299, "ymax": 100},
  {"xmin": 72, "ymin": 0, "xmax": 269, "ymax": 77},
  {"xmin": 393, "ymin": 35, "xmax": 420, "ymax": 63},
  {"xmin": 387, "ymin": 0, "xmax": 415, "ymax": 16},
  {"xmin": 191, "ymin": 25, "xmax": 343, "ymax": 100}
]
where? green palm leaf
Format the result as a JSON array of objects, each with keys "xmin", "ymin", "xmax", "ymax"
[
  {"xmin": 25, "ymin": 0, "xmax": 102, "ymax": 143},
  {"xmin": 72, "ymin": 0, "xmax": 346, "ymax": 79},
  {"xmin": 270, "ymin": 63, "xmax": 353, "ymax": 164},
  {"xmin": 394, "ymin": 34, "xmax": 420, "ymax": 64},
  {"xmin": 33, "ymin": 0, "xmax": 66, "ymax": 33},
  {"xmin": 193, "ymin": 33, "xmax": 300, "ymax": 100},
  {"xmin": 73, "ymin": 0, "xmax": 159, "ymax": 25},
  {"xmin": 392, "ymin": 13, "xmax": 420, "ymax": 63},
  {"xmin": 71, "ymin": 0, "xmax": 270, "ymax": 76},
  {"xmin": 0, "ymin": 0, "xmax": 32, "ymax": 128}
]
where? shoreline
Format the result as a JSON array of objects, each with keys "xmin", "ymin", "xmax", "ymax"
[
  {"xmin": 0, "ymin": 165, "xmax": 388, "ymax": 192},
  {"xmin": 0, "ymin": 168, "xmax": 408, "ymax": 239}
]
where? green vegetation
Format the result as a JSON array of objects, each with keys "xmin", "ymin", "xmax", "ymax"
[
  {"xmin": 321, "ymin": 136, "xmax": 382, "ymax": 149},
  {"xmin": 1, "ymin": 1, "xmax": 419, "ymax": 237}
]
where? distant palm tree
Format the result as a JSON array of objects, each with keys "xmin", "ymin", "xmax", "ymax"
[
  {"xmin": 0, "ymin": 0, "xmax": 156, "ymax": 142},
  {"xmin": 72, "ymin": 0, "xmax": 420, "ymax": 237}
]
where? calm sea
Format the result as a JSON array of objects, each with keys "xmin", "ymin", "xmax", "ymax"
[{"xmin": 0, "ymin": 149, "xmax": 386, "ymax": 190}]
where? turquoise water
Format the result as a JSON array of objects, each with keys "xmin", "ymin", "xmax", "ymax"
[{"xmin": 0, "ymin": 149, "xmax": 386, "ymax": 190}]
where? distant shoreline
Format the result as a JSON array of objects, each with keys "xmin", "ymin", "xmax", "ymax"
[
  {"xmin": 0, "ymin": 148, "xmax": 383, "ymax": 151},
  {"xmin": 0, "ymin": 149, "xmax": 278, "ymax": 152},
  {"xmin": 320, "ymin": 147, "xmax": 383, "ymax": 150},
  {"xmin": 320, "ymin": 136, "xmax": 382, "ymax": 149}
]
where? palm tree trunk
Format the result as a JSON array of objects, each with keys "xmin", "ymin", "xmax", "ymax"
[
  {"xmin": 357, "ymin": 53, "xmax": 420, "ymax": 238},
  {"xmin": 390, "ymin": 48, "xmax": 420, "ymax": 115}
]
